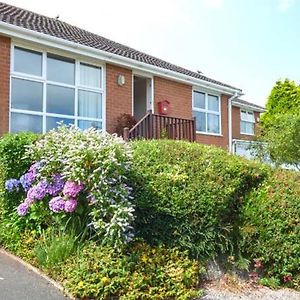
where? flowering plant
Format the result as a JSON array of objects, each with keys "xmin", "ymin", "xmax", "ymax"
[{"xmin": 5, "ymin": 125, "xmax": 134, "ymax": 246}]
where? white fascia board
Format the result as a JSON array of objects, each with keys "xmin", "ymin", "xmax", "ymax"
[
  {"xmin": 0, "ymin": 21, "xmax": 242, "ymax": 95},
  {"xmin": 232, "ymin": 101, "xmax": 265, "ymax": 113}
]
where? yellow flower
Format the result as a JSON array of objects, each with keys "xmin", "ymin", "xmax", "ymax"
[
  {"xmin": 78, "ymin": 281, "xmax": 84, "ymax": 288},
  {"xmin": 141, "ymin": 254, "xmax": 148, "ymax": 263},
  {"xmin": 101, "ymin": 277, "xmax": 110, "ymax": 285}
]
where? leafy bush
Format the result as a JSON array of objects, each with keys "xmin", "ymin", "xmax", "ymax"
[
  {"xmin": 115, "ymin": 113, "xmax": 137, "ymax": 136},
  {"xmin": 0, "ymin": 132, "xmax": 38, "ymax": 215},
  {"xmin": 5, "ymin": 125, "xmax": 134, "ymax": 246},
  {"xmin": 59, "ymin": 241, "xmax": 203, "ymax": 300},
  {"xmin": 240, "ymin": 170, "xmax": 300, "ymax": 287},
  {"xmin": 130, "ymin": 140, "xmax": 268, "ymax": 258}
]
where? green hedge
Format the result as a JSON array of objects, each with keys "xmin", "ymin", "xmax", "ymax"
[
  {"xmin": 0, "ymin": 132, "xmax": 38, "ymax": 215},
  {"xmin": 130, "ymin": 140, "xmax": 268, "ymax": 258},
  {"xmin": 240, "ymin": 170, "xmax": 300, "ymax": 287}
]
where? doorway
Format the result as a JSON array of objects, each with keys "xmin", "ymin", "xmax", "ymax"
[{"xmin": 133, "ymin": 75, "xmax": 153, "ymax": 121}]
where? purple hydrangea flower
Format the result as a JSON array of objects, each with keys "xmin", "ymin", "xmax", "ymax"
[
  {"xmin": 24, "ymin": 197, "xmax": 35, "ymax": 206},
  {"xmin": 28, "ymin": 161, "xmax": 43, "ymax": 174},
  {"xmin": 49, "ymin": 196, "xmax": 65, "ymax": 213},
  {"xmin": 27, "ymin": 180, "xmax": 49, "ymax": 201},
  {"xmin": 63, "ymin": 181, "xmax": 84, "ymax": 198},
  {"xmin": 64, "ymin": 198, "xmax": 78, "ymax": 213},
  {"xmin": 17, "ymin": 202, "xmax": 29, "ymax": 216},
  {"xmin": 5, "ymin": 179, "xmax": 19, "ymax": 192},
  {"xmin": 19, "ymin": 172, "xmax": 36, "ymax": 191},
  {"xmin": 48, "ymin": 174, "xmax": 65, "ymax": 196}
]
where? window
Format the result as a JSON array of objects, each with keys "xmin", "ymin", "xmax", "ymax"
[
  {"xmin": 192, "ymin": 91, "xmax": 221, "ymax": 134},
  {"xmin": 11, "ymin": 46, "xmax": 104, "ymax": 133},
  {"xmin": 240, "ymin": 110, "xmax": 255, "ymax": 135}
]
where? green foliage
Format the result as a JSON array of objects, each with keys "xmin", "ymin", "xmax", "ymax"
[
  {"xmin": 257, "ymin": 114, "xmax": 300, "ymax": 169},
  {"xmin": 0, "ymin": 132, "xmax": 38, "ymax": 215},
  {"xmin": 240, "ymin": 170, "xmax": 300, "ymax": 287},
  {"xmin": 130, "ymin": 140, "xmax": 268, "ymax": 258},
  {"xmin": 261, "ymin": 79, "xmax": 300, "ymax": 128},
  {"xmin": 34, "ymin": 228, "xmax": 79, "ymax": 269},
  {"xmin": 59, "ymin": 241, "xmax": 203, "ymax": 300}
]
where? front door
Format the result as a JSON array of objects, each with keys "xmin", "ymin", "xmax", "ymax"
[{"xmin": 133, "ymin": 75, "xmax": 152, "ymax": 121}]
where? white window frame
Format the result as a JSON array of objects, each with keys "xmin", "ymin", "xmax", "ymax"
[
  {"xmin": 240, "ymin": 109, "xmax": 255, "ymax": 136},
  {"xmin": 9, "ymin": 43, "xmax": 106, "ymax": 133},
  {"xmin": 192, "ymin": 89, "xmax": 222, "ymax": 136}
]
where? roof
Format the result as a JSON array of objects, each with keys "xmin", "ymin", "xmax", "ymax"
[
  {"xmin": 233, "ymin": 99, "xmax": 265, "ymax": 111},
  {"xmin": 0, "ymin": 2, "xmax": 241, "ymax": 91}
]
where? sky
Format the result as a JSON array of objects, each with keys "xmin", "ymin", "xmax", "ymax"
[{"xmin": 4, "ymin": 0, "xmax": 300, "ymax": 106}]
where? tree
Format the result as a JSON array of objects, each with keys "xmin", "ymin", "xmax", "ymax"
[{"xmin": 257, "ymin": 79, "xmax": 300, "ymax": 169}]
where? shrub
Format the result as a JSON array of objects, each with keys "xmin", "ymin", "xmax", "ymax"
[
  {"xmin": 59, "ymin": 241, "xmax": 203, "ymax": 300},
  {"xmin": 5, "ymin": 125, "xmax": 134, "ymax": 246},
  {"xmin": 115, "ymin": 113, "xmax": 137, "ymax": 136},
  {"xmin": 0, "ymin": 132, "xmax": 38, "ymax": 215},
  {"xmin": 240, "ymin": 170, "xmax": 300, "ymax": 287},
  {"xmin": 130, "ymin": 140, "xmax": 268, "ymax": 258}
]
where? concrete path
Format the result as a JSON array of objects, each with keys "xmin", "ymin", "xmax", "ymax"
[{"xmin": 0, "ymin": 250, "xmax": 69, "ymax": 300}]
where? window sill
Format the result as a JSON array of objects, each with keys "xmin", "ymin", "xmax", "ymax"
[
  {"xmin": 196, "ymin": 131, "xmax": 223, "ymax": 137},
  {"xmin": 240, "ymin": 132, "xmax": 255, "ymax": 136}
]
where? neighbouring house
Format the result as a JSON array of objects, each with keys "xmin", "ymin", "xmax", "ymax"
[{"xmin": 0, "ymin": 2, "xmax": 264, "ymax": 155}]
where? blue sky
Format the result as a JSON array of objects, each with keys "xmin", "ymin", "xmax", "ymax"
[{"xmin": 6, "ymin": 0, "xmax": 300, "ymax": 106}]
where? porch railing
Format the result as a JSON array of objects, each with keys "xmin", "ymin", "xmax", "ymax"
[{"xmin": 123, "ymin": 110, "xmax": 196, "ymax": 142}]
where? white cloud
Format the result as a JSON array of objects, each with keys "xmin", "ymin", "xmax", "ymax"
[{"xmin": 278, "ymin": 0, "xmax": 296, "ymax": 11}]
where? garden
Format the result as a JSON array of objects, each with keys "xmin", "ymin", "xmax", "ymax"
[{"xmin": 0, "ymin": 125, "xmax": 299, "ymax": 299}]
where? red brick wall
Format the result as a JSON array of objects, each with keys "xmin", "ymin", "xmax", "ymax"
[
  {"xmin": 0, "ymin": 35, "xmax": 10, "ymax": 136},
  {"xmin": 153, "ymin": 76, "xmax": 192, "ymax": 119},
  {"xmin": 232, "ymin": 106, "xmax": 260, "ymax": 141},
  {"xmin": 106, "ymin": 63, "xmax": 132, "ymax": 133},
  {"xmin": 195, "ymin": 94, "xmax": 229, "ymax": 149}
]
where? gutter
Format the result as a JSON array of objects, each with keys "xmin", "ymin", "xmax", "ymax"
[
  {"xmin": 0, "ymin": 21, "xmax": 242, "ymax": 95},
  {"xmin": 231, "ymin": 100, "xmax": 265, "ymax": 113},
  {"xmin": 228, "ymin": 93, "xmax": 240, "ymax": 153}
]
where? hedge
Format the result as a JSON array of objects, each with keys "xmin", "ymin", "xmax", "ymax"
[
  {"xmin": 130, "ymin": 140, "xmax": 268, "ymax": 259},
  {"xmin": 240, "ymin": 169, "xmax": 300, "ymax": 287}
]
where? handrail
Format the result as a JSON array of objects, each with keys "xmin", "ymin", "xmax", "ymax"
[{"xmin": 123, "ymin": 110, "xmax": 196, "ymax": 142}]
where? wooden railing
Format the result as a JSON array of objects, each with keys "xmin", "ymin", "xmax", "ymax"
[{"xmin": 123, "ymin": 110, "xmax": 196, "ymax": 142}]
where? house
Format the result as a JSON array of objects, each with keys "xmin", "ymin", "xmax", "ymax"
[{"xmin": 0, "ymin": 2, "xmax": 264, "ymax": 154}]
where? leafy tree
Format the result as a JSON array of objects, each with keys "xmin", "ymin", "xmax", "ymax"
[
  {"xmin": 257, "ymin": 79, "xmax": 300, "ymax": 169},
  {"xmin": 261, "ymin": 79, "xmax": 300, "ymax": 128}
]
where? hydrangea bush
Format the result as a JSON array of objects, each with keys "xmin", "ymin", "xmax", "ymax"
[{"xmin": 5, "ymin": 125, "xmax": 134, "ymax": 246}]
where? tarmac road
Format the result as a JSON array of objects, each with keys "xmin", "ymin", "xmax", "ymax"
[{"xmin": 0, "ymin": 250, "xmax": 69, "ymax": 300}]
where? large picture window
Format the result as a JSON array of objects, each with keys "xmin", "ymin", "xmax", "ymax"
[
  {"xmin": 10, "ymin": 46, "xmax": 104, "ymax": 133},
  {"xmin": 192, "ymin": 91, "xmax": 221, "ymax": 134},
  {"xmin": 240, "ymin": 110, "xmax": 255, "ymax": 135}
]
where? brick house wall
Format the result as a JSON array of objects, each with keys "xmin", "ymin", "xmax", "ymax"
[
  {"xmin": 106, "ymin": 64, "xmax": 132, "ymax": 133},
  {"xmin": 232, "ymin": 106, "xmax": 260, "ymax": 141},
  {"xmin": 0, "ymin": 35, "xmax": 10, "ymax": 136}
]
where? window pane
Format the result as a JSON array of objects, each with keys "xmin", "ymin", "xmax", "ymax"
[
  {"xmin": 208, "ymin": 95, "xmax": 219, "ymax": 112},
  {"xmin": 193, "ymin": 111, "xmax": 206, "ymax": 132},
  {"xmin": 194, "ymin": 91, "xmax": 205, "ymax": 109},
  {"xmin": 47, "ymin": 54, "xmax": 75, "ymax": 84},
  {"xmin": 47, "ymin": 85, "xmax": 75, "ymax": 115},
  {"xmin": 241, "ymin": 110, "xmax": 247, "ymax": 121},
  {"xmin": 14, "ymin": 47, "xmax": 42, "ymax": 76},
  {"xmin": 78, "ymin": 90, "xmax": 102, "ymax": 119},
  {"xmin": 78, "ymin": 120, "xmax": 102, "ymax": 130},
  {"xmin": 247, "ymin": 112, "xmax": 255, "ymax": 122},
  {"xmin": 241, "ymin": 121, "xmax": 254, "ymax": 134},
  {"xmin": 11, "ymin": 113, "xmax": 42, "ymax": 133},
  {"xmin": 11, "ymin": 78, "xmax": 43, "ymax": 111},
  {"xmin": 46, "ymin": 117, "xmax": 74, "ymax": 132},
  {"xmin": 80, "ymin": 63, "xmax": 101, "ymax": 88},
  {"xmin": 207, "ymin": 113, "xmax": 220, "ymax": 134}
]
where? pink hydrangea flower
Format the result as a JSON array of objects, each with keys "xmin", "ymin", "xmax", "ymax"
[
  {"xmin": 64, "ymin": 198, "xmax": 78, "ymax": 213},
  {"xmin": 49, "ymin": 196, "xmax": 65, "ymax": 213},
  {"xmin": 17, "ymin": 202, "xmax": 29, "ymax": 216},
  {"xmin": 63, "ymin": 181, "xmax": 84, "ymax": 198}
]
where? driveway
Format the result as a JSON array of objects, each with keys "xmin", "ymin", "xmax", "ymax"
[{"xmin": 0, "ymin": 250, "xmax": 69, "ymax": 300}]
